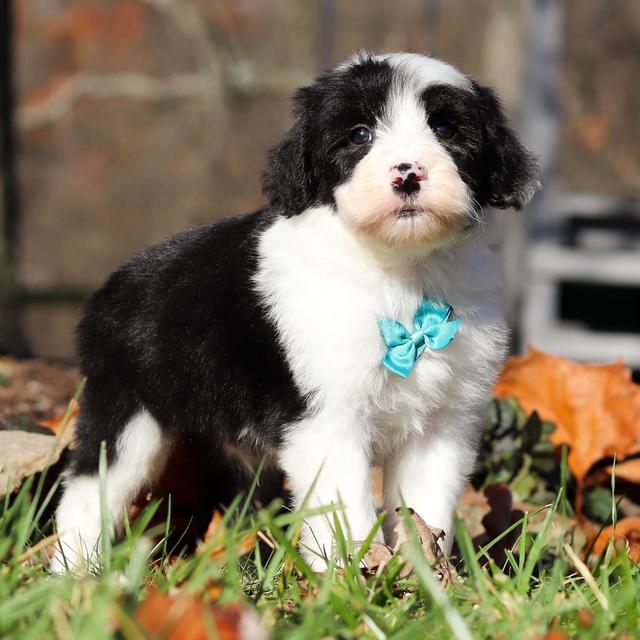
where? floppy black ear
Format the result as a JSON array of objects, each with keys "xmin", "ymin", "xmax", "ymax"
[
  {"xmin": 476, "ymin": 84, "xmax": 541, "ymax": 210},
  {"xmin": 262, "ymin": 88, "xmax": 318, "ymax": 216}
]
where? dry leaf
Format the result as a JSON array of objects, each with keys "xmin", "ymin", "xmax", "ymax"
[
  {"xmin": 494, "ymin": 348, "xmax": 640, "ymax": 481},
  {"xmin": 135, "ymin": 591, "xmax": 266, "ymax": 640},
  {"xmin": 578, "ymin": 609, "xmax": 595, "ymax": 628},
  {"xmin": 479, "ymin": 485, "xmax": 524, "ymax": 567},
  {"xmin": 393, "ymin": 507, "xmax": 455, "ymax": 586},
  {"xmin": 588, "ymin": 516, "xmax": 640, "ymax": 562},
  {"xmin": 359, "ymin": 541, "xmax": 393, "ymax": 575},
  {"xmin": 459, "ymin": 485, "xmax": 586, "ymax": 563},
  {"xmin": 354, "ymin": 509, "xmax": 455, "ymax": 584},
  {"xmin": 208, "ymin": 582, "xmax": 224, "ymax": 601},
  {"xmin": 200, "ymin": 510, "xmax": 257, "ymax": 559},
  {"xmin": 604, "ymin": 458, "xmax": 640, "ymax": 484},
  {"xmin": 39, "ymin": 399, "xmax": 79, "ymax": 436},
  {"xmin": 203, "ymin": 510, "xmax": 224, "ymax": 547}
]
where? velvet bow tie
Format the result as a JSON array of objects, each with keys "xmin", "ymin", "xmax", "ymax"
[{"xmin": 377, "ymin": 298, "xmax": 462, "ymax": 378}]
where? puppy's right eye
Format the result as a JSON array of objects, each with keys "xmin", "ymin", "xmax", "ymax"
[{"xmin": 349, "ymin": 126, "xmax": 374, "ymax": 145}]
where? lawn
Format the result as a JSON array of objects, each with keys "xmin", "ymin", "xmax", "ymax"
[
  {"xmin": 1, "ymin": 351, "xmax": 639, "ymax": 639},
  {"xmin": 1, "ymin": 450, "xmax": 638, "ymax": 639}
]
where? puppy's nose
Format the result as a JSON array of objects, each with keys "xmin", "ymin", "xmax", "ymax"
[{"xmin": 390, "ymin": 162, "xmax": 426, "ymax": 196}]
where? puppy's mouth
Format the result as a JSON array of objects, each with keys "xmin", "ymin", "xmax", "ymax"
[{"xmin": 396, "ymin": 206, "xmax": 425, "ymax": 218}]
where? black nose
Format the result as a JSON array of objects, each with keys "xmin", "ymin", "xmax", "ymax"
[{"xmin": 393, "ymin": 177, "xmax": 420, "ymax": 196}]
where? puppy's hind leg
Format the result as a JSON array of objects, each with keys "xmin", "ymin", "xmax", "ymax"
[{"xmin": 52, "ymin": 404, "xmax": 171, "ymax": 573}]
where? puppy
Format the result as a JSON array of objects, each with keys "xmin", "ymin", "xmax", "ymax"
[{"xmin": 52, "ymin": 52, "xmax": 539, "ymax": 572}]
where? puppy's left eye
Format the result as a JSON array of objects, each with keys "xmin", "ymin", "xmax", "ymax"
[
  {"xmin": 349, "ymin": 126, "xmax": 374, "ymax": 145},
  {"xmin": 432, "ymin": 122, "xmax": 456, "ymax": 140}
]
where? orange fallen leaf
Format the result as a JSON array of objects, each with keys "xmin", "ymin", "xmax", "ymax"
[
  {"xmin": 578, "ymin": 609, "xmax": 595, "ymax": 628},
  {"xmin": 200, "ymin": 510, "xmax": 257, "ymax": 559},
  {"xmin": 604, "ymin": 458, "xmax": 640, "ymax": 484},
  {"xmin": 588, "ymin": 516, "xmax": 640, "ymax": 562},
  {"xmin": 494, "ymin": 349, "xmax": 640, "ymax": 482},
  {"xmin": 208, "ymin": 582, "xmax": 224, "ymax": 601},
  {"xmin": 40, "ymin": 399, "xmax": 79, "ymax": 435},
  {"xmin": 135, "ymin": 591, "xmax": 265, "ymax": 640}
]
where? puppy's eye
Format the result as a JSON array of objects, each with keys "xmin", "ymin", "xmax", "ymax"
[
  {"xmin": 349, "ymin": 126, "xmax": 374, "ymax": 145},
  {"xmin": 433, "ymin": 122, "xmax": 456, "ymax": 140}
]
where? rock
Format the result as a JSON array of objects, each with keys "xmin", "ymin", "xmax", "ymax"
[{"xmin": 0, "ymin": 430, "xmax": 68, "ymax": 497}]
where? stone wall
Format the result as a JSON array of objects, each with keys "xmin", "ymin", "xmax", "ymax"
[
  {"xmin": 10, "ymin": 1, "xmax": 639, "ymax": 361},
  {"xmin": 9, "ymin": 0, "xmax": 529, "ymax": 360}
]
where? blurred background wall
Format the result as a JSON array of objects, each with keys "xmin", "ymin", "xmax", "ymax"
[{"xmin": 0, "ymin": 0, "xmax": 639, "ymax": 367}]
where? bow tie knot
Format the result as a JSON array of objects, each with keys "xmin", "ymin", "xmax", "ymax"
[
  {"xmin": 377, "ymin": 298, "xmax": 462, "ymax": 378},
  {"xmin": 410, "ymin": 330, "xmax": 426, "ymax": 348}
]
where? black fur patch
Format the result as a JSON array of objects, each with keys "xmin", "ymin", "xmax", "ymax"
[
  {"xmin": 421, "ymin": 81, "xmax": 540, "ymax": 211},
  {"xmin": 70, "ymin": 210, "xmax": 306, "ymax": 476},
  {"xmin": 420, "ymin": 83, "xmax": 486, "ymax": 207},
  {"xmin": 472, "ymin": 83, "xmax": 540, "ymax": 210},
  {"xmin": 262, "ymin": 56, "xmax": 394, "ymax": 216}
]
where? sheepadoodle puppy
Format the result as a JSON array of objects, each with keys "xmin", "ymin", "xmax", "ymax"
[{"xmin": 52, "ymin": 52, "xmax": 539, "ymax": 571}]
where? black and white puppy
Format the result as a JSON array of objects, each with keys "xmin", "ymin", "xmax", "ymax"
[{"xmin": 53, "ymin": 52, "xmax": 539, "ymax": 571}]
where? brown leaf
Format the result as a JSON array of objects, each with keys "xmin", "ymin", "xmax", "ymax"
[
  {"xmin": 482, "ymin": 484, "xmax": 516, "ymax": 534},
  {"xmin": 480, "ymin": 485, "xmax": 524, "ymax": 567},
  {"xmin": 494, "ymin": 348, "xmax": 640, "ymax": 481},
  {"xmin": 457, "ymin": 484, "xmax": 492, "ymax": 540},
  {"xmin": 200, "ymin": 510, "xmax": 257, "ymax": 559},
  {"xmin": 208, "ymin": 583, "xmax": 224, "ymax": 602},
  {"xmin": 604, "ymin": 458, "xmax": 640, "ymax": 484},
  {"xmin": 359, "ymin": 541, "xmax": 393, "ymax": 575},
  {"xmin": 39, "ymin": 399, "xmax": 79, "ymax": 436},
  {"xmin": 460, "ymin": 485, "xmax": 585, "ymax": 564},
  {"xmin": 135, "ymin": 591, "xmax": 266, "ymax": 640},
  {"xmin": 393, "ymin": 507, "xmax": 455, "ymax": 586},
  {"xmin": 588, "ymin": 516, "xmax": 640, "ymax": 562},
  {"xmin": 578, "ymin": 609, "xmax": 595, "ymax": 628},
  {"xmin": 203, "ymin": 510, "xmax": 224, "ymax": 548}
]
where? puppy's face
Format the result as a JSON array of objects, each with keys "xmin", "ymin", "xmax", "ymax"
[{"xmin": 263, "ymin": 52, "xmax": 539, "ymax": 247}]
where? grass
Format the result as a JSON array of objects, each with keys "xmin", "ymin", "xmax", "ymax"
[{"xmin": 1, "ymin": 457, "xmax": 639, "ymax": 640}]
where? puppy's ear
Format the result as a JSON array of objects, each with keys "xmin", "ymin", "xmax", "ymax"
[
  {"xmin": 262, "ymin": 87, "xmax": 317, "ymax": 216},
  {"xmin": 476, "ymin": 84, "xmax": 541, "ymax": 210}
]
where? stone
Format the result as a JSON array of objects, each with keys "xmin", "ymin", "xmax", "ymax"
[{"xmin": 0, "ymin": 430, "xmax": 68, "ymax": 497}]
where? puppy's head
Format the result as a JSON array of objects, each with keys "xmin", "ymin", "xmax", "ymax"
[{"xmin": 263, "ymin": 52, "xmax": 539, "ymax": 247}]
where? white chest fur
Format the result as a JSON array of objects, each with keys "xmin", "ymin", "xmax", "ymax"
[{"xmin": 255, "ymin": 207, "xmax": 508, "ymax": 455}]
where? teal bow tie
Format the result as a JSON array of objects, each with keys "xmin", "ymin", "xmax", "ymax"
[{"xmin": 377, "ymin": 298, "xmax": 462, "ymax": 378}]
